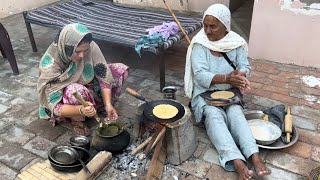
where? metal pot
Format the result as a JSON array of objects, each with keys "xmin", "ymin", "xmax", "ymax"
[
  {"xmin": 49, "ymin": 145, "xmax": 80, "ymax": 165},
  {"xmin": 162, "ymin": 86, "xmax": 177, "ymax": 100},
  {"xmin": 70, "ymin": 135, "xmax": 90, "ymax": 151},
  {"xmin": 48, "ymin": 146, "xmax": 90, "ymax": 172},
  {"xmin": 91, "ymin": 122, "xmax": 130, "ymax": 153}
]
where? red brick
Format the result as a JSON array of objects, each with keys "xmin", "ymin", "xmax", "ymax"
[
  {"xmin": 270, "ymin": 93, "xmax": 299, "ymax": 105},
  {"xmin": 262, "ymin": 85, "xmax": 289, "ymax": 95},
  {"xmin": 193, "ymin": 142, "xmax": 207, "ymax": 158},
  {"xmin": 287, "ymin": 84, "xmax": 302, "ymax": 91},
  {"xmin": 179, "ymin": 174, "xmax": 202, "ymax": 180},
  {"xmin": 301, "ymin": 87, "xmax": 320, "ymax": 96},
  {"xmin": 277, "ymin": 65, "xmax": 300, "ymax": 73},
  {"xmin": 298, "ymin": 100, "xmax": 320, "ymax": 110},
  {"xmin": 247, "ymin": 88, "xmax": 272, "ymax": 98},
  {"xmin": 280, "ymin": 141, "xmax": 312, "ymax": 159},
  {"xmin": 311, "ymin": 146, "xmax": 320, "ymax": 163},
  {"xmin": 174, "ymin": 159, "xmax": 211, "ymax": 179},
  {"xmin": 250, "ymin": 82, "xmax": 263, "ymax": 89},
  {"xmin": 298, "ymin": 128, "xmax": 320, "ymax": 146},
  {"xmin": 268, "ymin": 74, "xmax": 290, "ymax": 82},
  {"xmin": 272, "ymin": 81, "xmax": 289, "ymax": 88},
  {"xmin": 277, "ymin": 71, "xmax": 300, "ymax": 79},
  {"xmin": 251, "ymin": 62, "xmax": 280, "ymax": 74},
  {"xmin": 251, "ymin": 71, "xmax": 271, "ymax": 78},
  {"xmin": 205, "ymin": 164, "xmax": 238, "ymax": 180},
  {"xmin": 249, "ymin": 76, "xmax": 272, "ymax": 85},
  {"xmin": 306, "ymin": 103, "xmax": 320, "ymax": 111},
  {"xmin": 300, "ymin": 67, "xmax": 320, "ymax": 76},
  {"xmin": 267, "ymin": 151, "xmax": 320, "ymax": 176}
]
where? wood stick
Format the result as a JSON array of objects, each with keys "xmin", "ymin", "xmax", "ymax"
[
  {"xmin": 150, "ymin": 127, "xmax": 166, "ymax": 150},
  {"xmin": 163, "ymin": 0, "xmax": 191, "ymax": 44},
  {"xmin": 138, "ymin": 126, "xmax": 165, "ymax": 160},
  {"xmin": 144, "ymin": 126, "xmax": 165, "ymax": 154},
  {"xmin": 73, "ymin": 151, "xmax": 112, "ymax": 180},
  {"xmin": 131, "ymin": 136, "xmax": 152, "ymax": 155},
  {"xmin": 145, "ymin": 133, "xmax": 167, "ymax": 180}
]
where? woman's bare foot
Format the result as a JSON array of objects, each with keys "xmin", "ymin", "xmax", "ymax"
[
  {"xmin": 234, "ymin": 159, "xmax": 253, "ymax": 180},
  {"xmin": 250, "ymin": 153, "xmax": 271, "ymax": 176},
  {"xmin": 71, "ymin": 121, "xmax": 90, "ymax": 136}
]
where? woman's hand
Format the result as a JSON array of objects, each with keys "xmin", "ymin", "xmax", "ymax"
[
  {"xmin": 226, "ymin": 70, "xmax": 247, "ymax": 88},
  {"xmin": 105, "ymin": 104, "xmax": 118, "ymax": 121},
  {"xmin": 80, "ymin": 102, "xmax": 96, "ymax": 117}
]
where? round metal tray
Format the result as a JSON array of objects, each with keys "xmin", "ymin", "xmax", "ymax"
[
  {"xmin": 245, "ymin": 115, "xmax": 299, "ymax": 150},
  {"xmin": 256, "ymin": 125, "xmax": 299, "ymax": 149}
]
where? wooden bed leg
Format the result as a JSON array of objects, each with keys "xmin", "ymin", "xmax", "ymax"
[
  {"xmin": 159, "ymin": 54, "xmax": 165, "ymax": 91},
  {"xmin": 23, "ymin": 11, "xmax": 38, "ymax": 52}
]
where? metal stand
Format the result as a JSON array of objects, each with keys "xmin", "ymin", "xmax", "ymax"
[{"xmin": 158, "ymin": 53, "xmax": 165, "ymax": 91}]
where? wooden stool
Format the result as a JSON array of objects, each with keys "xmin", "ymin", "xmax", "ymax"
[{"xmin": 0, "ymin": 23, "xmax": 19, "ymax": 75}]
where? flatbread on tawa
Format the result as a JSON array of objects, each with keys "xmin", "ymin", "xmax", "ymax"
[
  {"xmin": 152, "ymin": 104, "xmax": 179, "ymax": 119},
  {"xmin": 210, "ymin": 91, "xmax": 235, "ymax": 99}
]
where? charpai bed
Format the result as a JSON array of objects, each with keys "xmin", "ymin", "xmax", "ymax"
[{"xmin": 23, "ymin": 0, "xmax": 202, "ymax": 90}]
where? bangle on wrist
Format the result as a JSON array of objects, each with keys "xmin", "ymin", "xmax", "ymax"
[{"xmin": 79, "ymin": 106, "xmax": 85, "ymax": 116}]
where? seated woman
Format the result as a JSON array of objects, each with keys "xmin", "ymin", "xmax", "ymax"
[
  {"xmin": 184, "ymin": 4, "xmax": 271, "ymax": 180},
  {"xmin": 37, "ymin": 23, "xmax": 128, "ymax": 136}
]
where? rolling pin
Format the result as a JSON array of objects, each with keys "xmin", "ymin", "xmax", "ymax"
[{"xmin": 284, "ymin": 106, "xmax": 292, "ymax": 143}]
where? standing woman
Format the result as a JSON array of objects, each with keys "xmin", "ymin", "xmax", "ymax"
[
  {"xmin": 184, "ymin": 4, "xmax": 271, "ymax": 180},
  {"xmin": 38, "ymin": 23, "xmax": 128, "ymax": 136}
]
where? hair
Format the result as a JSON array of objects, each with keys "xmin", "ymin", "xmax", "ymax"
[{"xmin": 79, "ymin": 33, "xmax": 93, "ymax": 45}]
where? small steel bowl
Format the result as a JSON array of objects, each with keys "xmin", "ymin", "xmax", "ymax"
[
  {"xmin": 244, "ymin": 110, "xmax": 264, "ymax": 120},
  {"xmin": 70, "ymin": 135, "xmax": 90, "ymax": 150},
  {"xmin": 248, "ymin": 119, "xmax": 282, "ymax": 145}
]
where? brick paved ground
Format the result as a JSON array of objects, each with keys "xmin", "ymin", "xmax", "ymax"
[{"xmin": 0, "ymin": 9, "xmax": 319, "ymax": 180}]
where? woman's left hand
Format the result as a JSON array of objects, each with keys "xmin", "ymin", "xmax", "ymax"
[
  {"xmin": 105, "ymin": 104, "xmax": 118, "ymax": 121},
  {"xmin": 239, "ymin": 77, "xmax": 251, "ymax": 94}
]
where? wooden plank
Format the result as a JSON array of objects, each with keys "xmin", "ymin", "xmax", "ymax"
[
  {"xmin": 73, "ymin": 151, "xmax": 112, "ymax": 180},
  {"xmin": 44, "ymin": 163, "xmax": 75, "ymax": 179},
  {"xmin": 17, "ymin": 174, "xmax": 27, "ymax": 180},
  {"xmin": 26, "ymin": 168, "xmax": 48, "ymax": 180},
  {"xmin": 37, "ymin": 163, "xmax": 72, "ymax": 180},
  {"xmin": 30, "ymin": 165, "xmax": 60, "ymax": 180},
  {"xmin": 145, "ymin": 132, "xmax": 167, "ymax": 180},
  {"xmin": 20, "ymin": 171, "xmax": 40, "ymax": 180}
]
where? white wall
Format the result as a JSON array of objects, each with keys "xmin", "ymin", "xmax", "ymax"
[
  {"xmin": 0, "ymin": 0, "xmax": 60, "ymax": 19},
  {"xmin": 249, "ymin": 0, "xmax": 320, "ymax": 68}
]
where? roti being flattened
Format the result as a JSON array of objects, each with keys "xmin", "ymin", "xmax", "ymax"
[
  {"xmin": 153, "ymin": 104, "xmax": 179, "ymax": 119},
  {"xmin": 210, "ymin": 91, "xmax": 235, "ymax": 99}
]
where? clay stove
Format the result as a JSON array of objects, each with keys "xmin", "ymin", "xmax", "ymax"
[{"xmin": 137, "ymin": 86, "xmax": 197, "ymax": 165}]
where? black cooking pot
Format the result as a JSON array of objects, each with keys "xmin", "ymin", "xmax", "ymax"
[
  {"xmin": 126, "ymin": 88, "xmax": 185, "ymax": 123},
  {"xmin": 48, "ymin": 146, "xmax": 90, "ymax": 172},
  {"xmin": 91, "ymin": 122, "xmax": 130, "ymax": 153}
]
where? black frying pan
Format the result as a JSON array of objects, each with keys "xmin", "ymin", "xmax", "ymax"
[{"xmin": 126, "ymin": 88, "xmax": 185, "ymax": 123}]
